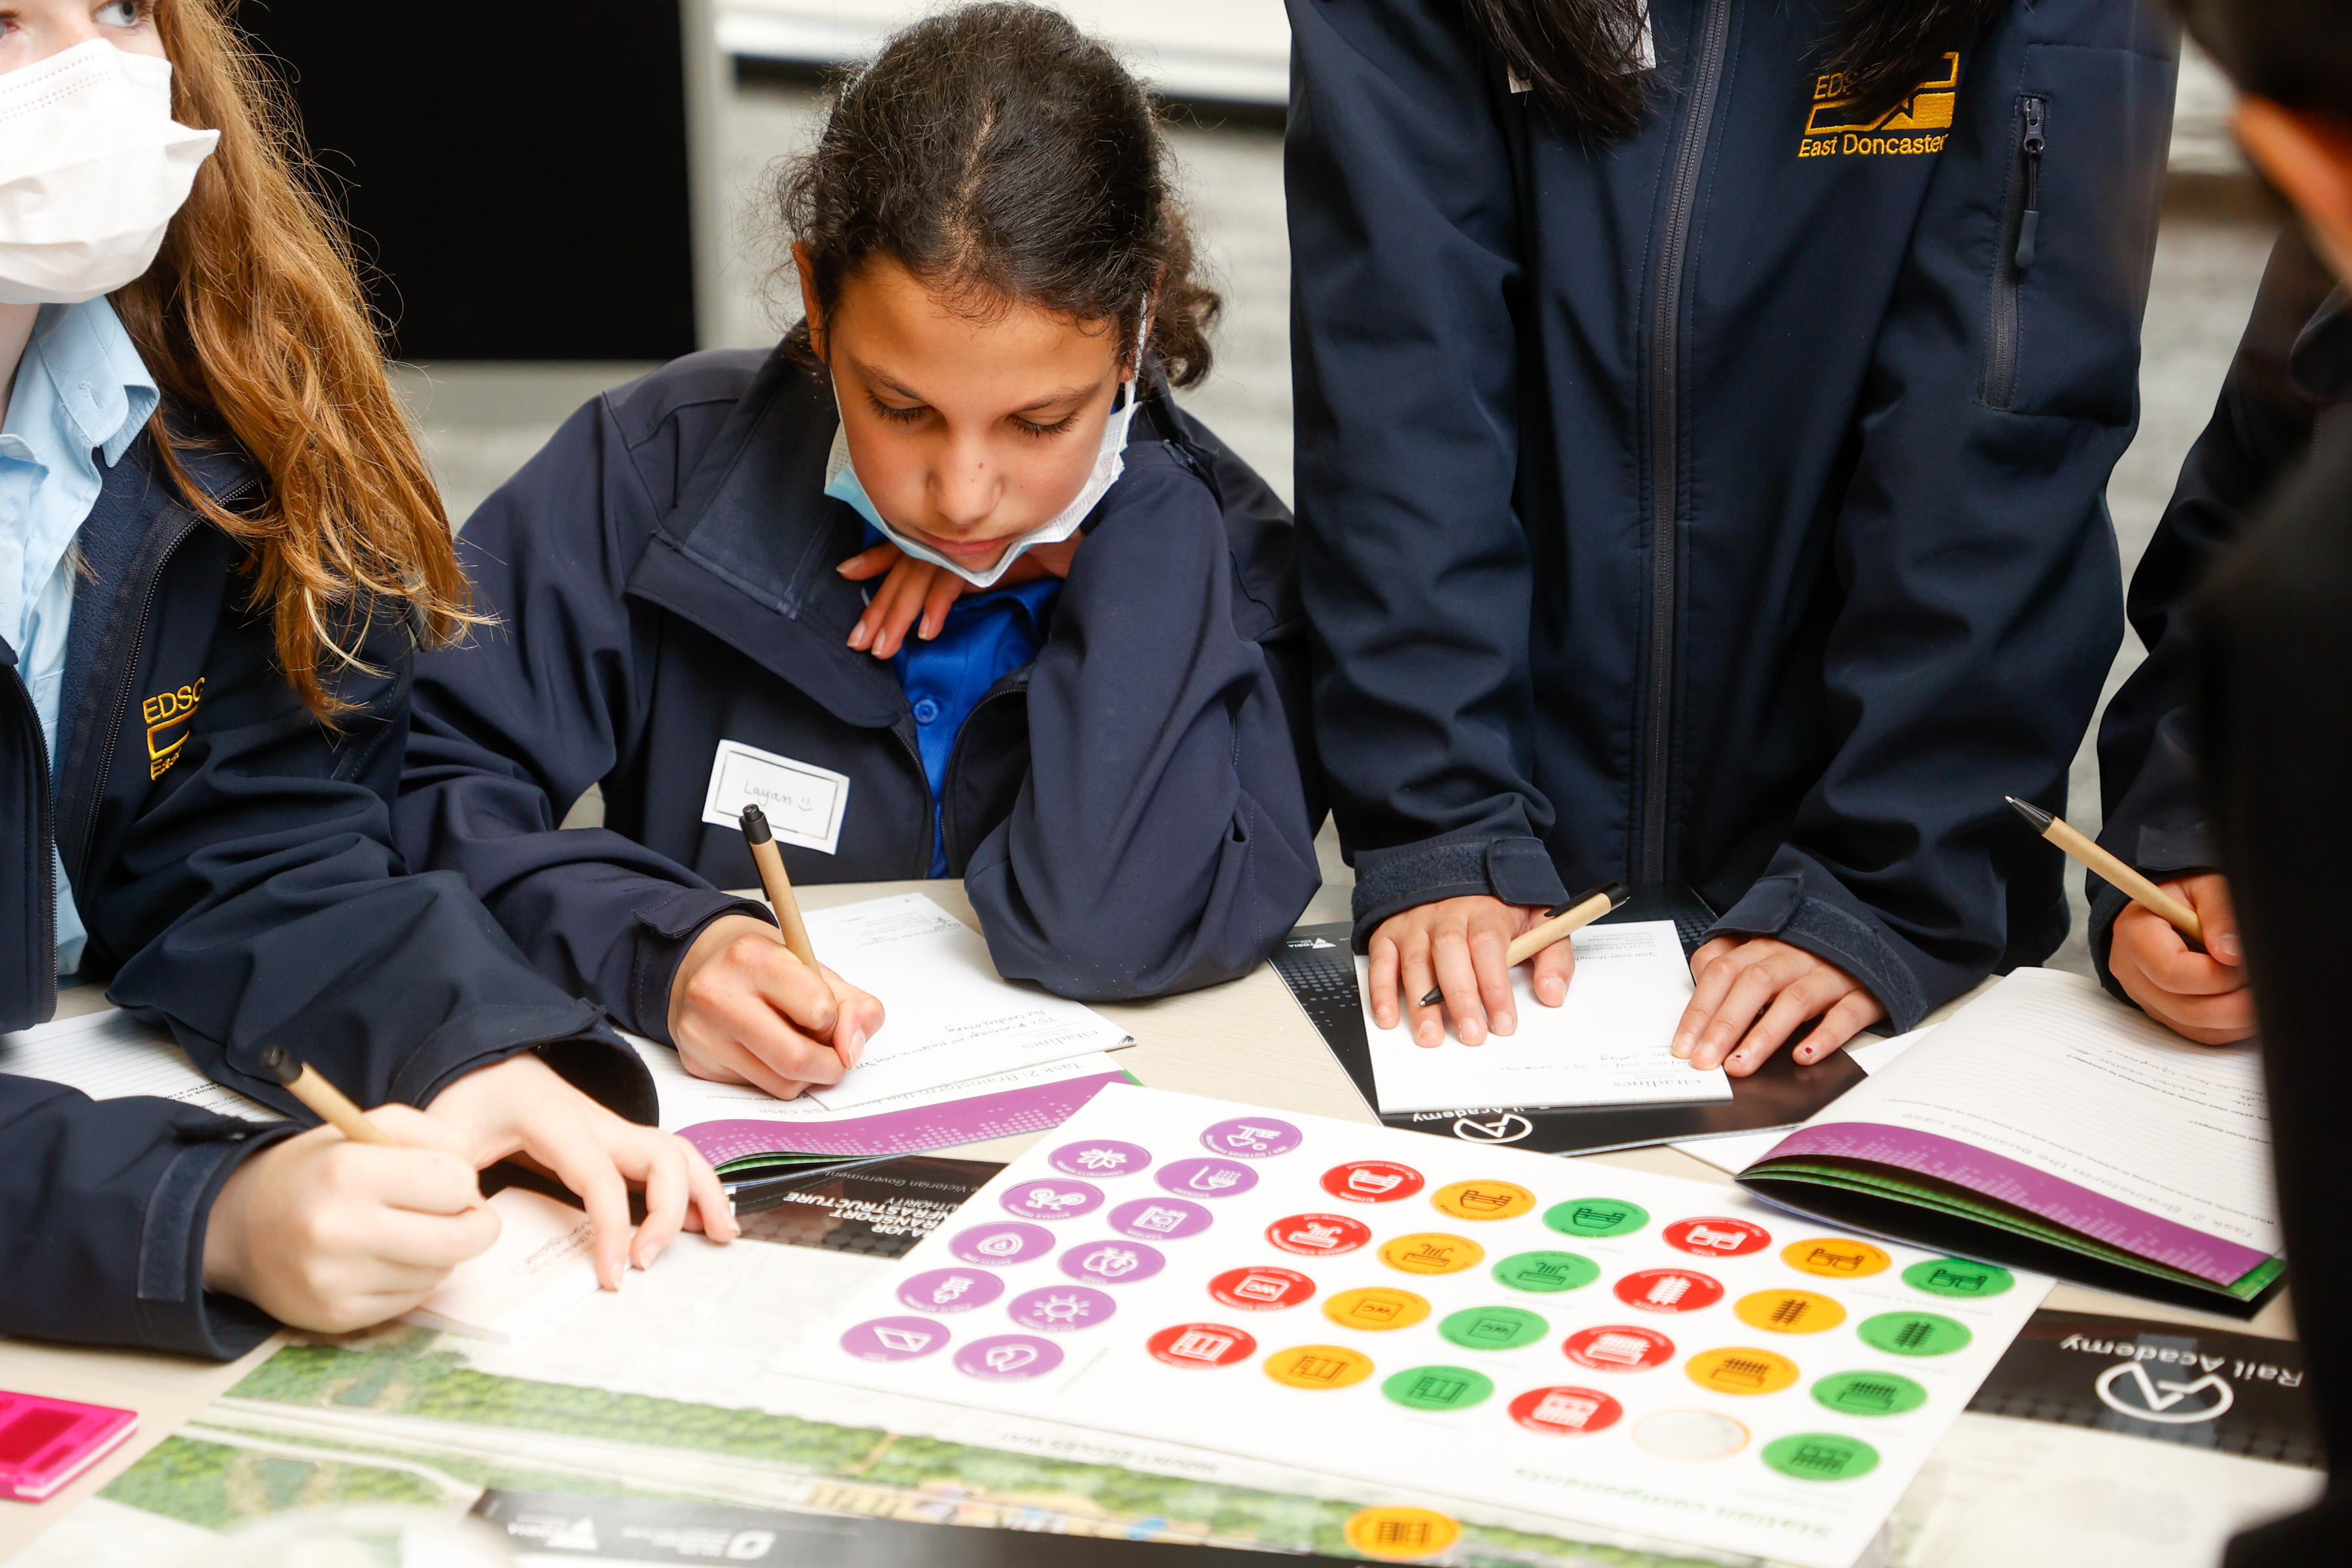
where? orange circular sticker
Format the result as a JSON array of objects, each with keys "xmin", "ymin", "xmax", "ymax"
[
  {"xmin": 1323, "ymin": 1287, "xmax": 1432, "ymax": 1331},
  {"xmin": 1782, "ymin": 1238, "xmax": 1892, "ymax": 1279},
  {"xmin": 1431, "ymin": 1180, "xmax": 1537, "ymax": 1221},
  {"xmin": 1379, "ymin": 1233, "xmax": 1484, "ymax": 1276},
  {"xmin": 1733, "ymin": 1290, "xmax": 1846, "ymax": 1335},
  {"xmin": 1265, "ymin": 1343, "xmax": 1376, "ymax": 1390},
  {"xmin": 1343, "ymin": 1507, "xmax": 1462, "ymax": 1560},
  {"xmin": 1686, "ymin": 1347, "xmax": 1800, "ymax": 1396}
]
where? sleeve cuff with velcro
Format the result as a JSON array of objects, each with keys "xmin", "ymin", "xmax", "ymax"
[
  {"xmin": 1707, "ymin": 874, "xmax": 1934, "ymax": 1032},
  {"xmin": 1349, "ymin": 834, "xmax": 1569, "ymax": 950},
  {"xmin": 627, "ymin": 884, "xmax": 779, "ymax": 1047}
]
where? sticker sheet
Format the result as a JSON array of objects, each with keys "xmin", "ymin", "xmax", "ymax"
[{"xmin": 804, "ymin": 1086, "xmax": 2050, "ymax": 1568}]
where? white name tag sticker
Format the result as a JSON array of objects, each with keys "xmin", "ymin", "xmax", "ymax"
[{"xmin": 701, "ymin": 739, "xmax": 850, "ymax": 855}]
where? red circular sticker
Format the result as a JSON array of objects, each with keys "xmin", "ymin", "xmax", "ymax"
[
  {"xmin": 1562, "ymin": 1324, "xmax": 1675, "ymax": 1372},
  {"xmin": 1510, "ymin": 1385, "xmax": 1624, "ymax": 1435},
  {"xmin": 1209, "ymin": 1266, "xmax": 1316, "ymax": 1311},
  {"xmin": 1148, "ymin": 1322, "xmax": 1258, "ymax": 1368},
  {"xmin": 1265, "ymin": 1213, "xmax": 1373, "ymax": 1257},
  {"xmin": 1321, "ymin": 1160, "xmax": 1426, "ymax": 1204},
  {"xmin": 1612, "ymin": 1267, "xmax": 1725, "ymax": 1314},
  {"xmin": 1661, "ymin": 1217, "xmax": 1772, "ymax": 1258}
]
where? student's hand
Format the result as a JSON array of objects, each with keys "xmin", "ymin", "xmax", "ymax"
[
  {"xmin": 838, "ymin": 537, "xmax": 1081, "ymax": 659},
  {"xmin": 1368, "ymin": 896, "xmax": 1577, "ymax": 1047},
  {"xmin": 2109, "ymin": 874, "xmax": 2253, "ymax": 1045},
  {"xmin": 1674, "ymin": 939, "xmax": 1886, "ymax": 1076},
  {"xmin": 428, "ymin": 1054, "xmax": 740, "ymax": 1289},
  {"xmin": 668, "ymin": 914, "xmax": 887, "ymax": 1100},
  {"xmin": 202, "ymin": 1105, "xmax": 500, "ymax": 1333}
]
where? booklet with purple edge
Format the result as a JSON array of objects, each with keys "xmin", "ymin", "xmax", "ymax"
[{"xmin": 1734, "ymin": 968, "xmax": 2284, "ymax": 1314}]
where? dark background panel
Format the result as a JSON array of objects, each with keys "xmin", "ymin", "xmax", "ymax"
[{"xmin": 235, "ymin": 0, "xmax": 697, "ymax": 361}]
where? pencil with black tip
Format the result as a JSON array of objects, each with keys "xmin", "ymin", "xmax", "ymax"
[
  {"xmin": 257, "ymin": 1045, "xmax": 396, "ymax": 1146},
  {"xmin": 739, "ymin": 804, "xmax": 820, "ymax": 970},
  {"xmin": 1420, "ymin": 880, "xmax": 1631, "ymax": 1006},
  {"xmin": 2004, "ymin": 795, "xmax": 2205, "ymax": 947}
]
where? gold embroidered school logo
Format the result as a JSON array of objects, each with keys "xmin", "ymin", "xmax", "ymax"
[
  {"xmin": 142, "ymin": 677, "xmax": 204, "ymax": 778},
  {"xmin": 1798, "ymin": 52, "xmax": 1958, "ymax": 158}
]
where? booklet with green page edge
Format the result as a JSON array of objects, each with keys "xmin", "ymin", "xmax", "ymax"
[{"xmin": 1733, "ymin": 968, "xmax": 2285, "ymax": 1317}]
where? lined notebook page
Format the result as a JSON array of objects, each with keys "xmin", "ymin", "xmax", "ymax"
[
  {"xmin": 0, "ymin": 1008, "xmax": 270, "ymax": 1119},
  {"xmin": 1786, "ymin": 968, "xmax": 2277, "ymax": 1254}
]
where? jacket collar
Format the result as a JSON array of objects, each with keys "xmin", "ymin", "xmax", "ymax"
[{"xmin": 625, "ymin": 350, "xmax": 908, "ymax": 729}]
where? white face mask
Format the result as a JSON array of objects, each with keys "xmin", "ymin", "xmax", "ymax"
[
  {"xmin": 0, "ymin": 41, "xmax": 219, "ymax": 306},
  {"xmin": 823, "ymin": 321, "xmax": 1150, "ymax": 589}
]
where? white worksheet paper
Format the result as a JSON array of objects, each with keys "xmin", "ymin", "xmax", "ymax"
[
  {"xmin": 794, "ymin": 894, "xmax": 1131, "ymax": 1109},
  {"xmin": 1359, "ymin": 919, "xmax": 1728, "ymax": 1112},
  {"xmin": 629, "ymin": 1036, "xmax": 1125, "ymax": 1132},
  {"xmin": 0, "ymin": 1008, "xmax": 271, "ymax": 1119},
  {"xmin": 400, "ymin": 1186, "xmax": 609, "ymax": 1343},
  {"xmin": 801, "ymin": 1085, "xmax": 2050, "ymax": 1568},
  {"xmin": 1769, "ymin": 968, "xmax": 2279, "ymax": 1256}
]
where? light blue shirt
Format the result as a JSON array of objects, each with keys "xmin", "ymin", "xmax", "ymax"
[{"xmin": 0, "ymin": 299, "xmax": 159, "ymax": 975}]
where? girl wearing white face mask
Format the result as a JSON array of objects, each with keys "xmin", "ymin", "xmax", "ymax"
[
  {"xmin": 393, "ymin": 3, "xmax": 1325, "ymax": 1103},
  {"xmin": 0, "ymin": 0, "xmax": 738, "ymax": 1360}
]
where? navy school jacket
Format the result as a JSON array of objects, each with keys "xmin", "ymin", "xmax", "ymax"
[
  {"xmin": 2091, "ymin": 227, "xmax": 2351, "ymax": 995},
  {"xmin": 1288, "ymin": 0, "xmax": 2174, "ymax": 1028},
  {"xmin": 1, "ymin": 432, "xmax": 655, "ymax": 1357},
  {"xmin": 394, "ymin": 349, "xmax": 1322, "ymax": 1033}
]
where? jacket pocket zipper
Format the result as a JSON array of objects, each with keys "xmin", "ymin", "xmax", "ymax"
[{"xmin": 1984, "ymin": 95, "xmax": 2046, "ymax": 410}]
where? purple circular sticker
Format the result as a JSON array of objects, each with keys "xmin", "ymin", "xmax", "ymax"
[
  {"xmin": 840, "ymin": 1316, "xmax": 949, "ymax": 1362},
  {"xmin": 1007, "ymin": 1285, "xmax": 1117, "ymax": 1333},
  {"xmin": 1060, "ymin": 1240, "xmax": 1167, "ymax": 1286},
  {"xmin": 896, "ymin": 1267, "xmax": 1005, "ymax": 1315},
  {"xmin": 1107, "ymin": 1197, "xmax": 1214, "ymax": 1241},
  {"xmin": 1049, "ymin": 1140, "xmax": 1153, "ymax": 1179},
  {"xmin": 1156, "ymin": 1158, "xmax": 1259, "ymax": 1199},
  {"xmin": 1001, "ymin": 1179, "xmax": 1105, "ymax": 1222},
  {"xmin": 1200, "ymin": 1119, "xmax": 1303, "ymax": 1159},
  {"xmin": 947, "ymin": 1222, "xmax": 1055, "ymax": 1265},
  {"xmin": 955, "ymin": 1334, "xmax": 1065, "ymax": 1381}
]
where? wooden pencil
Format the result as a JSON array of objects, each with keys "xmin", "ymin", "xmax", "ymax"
[
  {"xmin": 1420, "ymin": 881, "xmax": 1631, "ymax": 1006},
  {"xmin": 740, "ymin": 804, "xmax": 820, "ymax": 971},
  {"xmin": 2005, "ymin": 796, "xmax": 2205, "ymax": 947},
  {"xmin": 257, "ymin": 1046, "xmax": 396, "ymax": 1146}
]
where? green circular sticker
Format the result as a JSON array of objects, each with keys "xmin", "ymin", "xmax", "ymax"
[
  {"xmin": 1902, "ymin": 1258, "xmax": 2014, "ymax": 1299},
  {"xmin": 1812, "ymin": 1370, "xmax": 1927, "ymax": 1416},
  {"xmin": 1544, "ymin": 1198, "xmax": 1648, "ymax": 1239},
  {"xmin": 1492, "ymin": 1250, "xmax": 1601, "ymax": 1294},
  {"xmin": 1382, "ymin": 1364, "xmax": 1495, "ymax": 1412},
  {"xmin": 1857, "ymin": 1311, "xmax": 1972, "ymax": 1357},
  {"xmin": 1762, "ymin": 1433, "xmax": 1880, "ymax": 1481},
  {"xmin": 1439, "ymin": 1305, "xmax": 1549, "ymax": 1351}
]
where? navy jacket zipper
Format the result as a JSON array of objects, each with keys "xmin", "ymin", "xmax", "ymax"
[
  {"xmin": 1984, "ymin": 95, "xmax": 2047, "ymax": 409},
  {"xmin": 1640, "ymin": 0, "xmax": 1735, "ymax": 885},
  {"xmin": 5, "ymin": 664, "xmax": 58, "ymax": 1011},
  {"xmin": 69, "ymin": 512, "xmax": 203, "ymax": 900}
]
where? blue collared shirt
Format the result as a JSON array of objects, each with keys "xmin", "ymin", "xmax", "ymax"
[
  {"xmin": 858, "ymin": 527, "xmax": 1062, "ymax": 876},
  {"xmin": 0, "ymin": 299, "xmax": 159, "ymax": 975}
]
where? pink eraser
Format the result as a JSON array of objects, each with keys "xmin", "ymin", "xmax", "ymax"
[{"xmin": 0, "ymin": 1392, "xmax": 138, "ymax": 1502}]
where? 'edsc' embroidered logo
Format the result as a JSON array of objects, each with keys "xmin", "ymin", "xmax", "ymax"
[
  {"xmin": 142, "ymin": 677, "xmax": 204, "ymax": 778},
  {"xmin": 1799, "ymin": 52, "xmax": 1958, "ymax": 158}
]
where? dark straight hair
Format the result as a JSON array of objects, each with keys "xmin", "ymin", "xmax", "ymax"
[
  {"xmin": 777, "ymin": 1, "xmax": 1219, "ymax": 388},
  {"xmin": 1463, "ymin": 0, "xmax": 2013, "ymax": 139}
]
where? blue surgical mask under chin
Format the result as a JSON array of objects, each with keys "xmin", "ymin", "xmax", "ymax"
[{"xmin": 821, "ymin": 325, "xmax": 1148, "ymax": 589}]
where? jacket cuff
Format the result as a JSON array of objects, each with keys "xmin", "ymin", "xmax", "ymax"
[
  {"xmin": 1349, "ymin": 835, "xmax": 1569, "ymax": 951},
  {"xmin": 385, "ymin": 1000, "xmax": 655, "ymax": 1124},
  {"xmin": 139, "ymin": 1124, "xmax": 300, "ymax": 1360},
  {"xmin": 627, "ymin": 885, "xmax": 778, "ymax": 1045},
  {"xmin": 1707, "ymin": 875, "xmax": 1932, "ymax": 1032}
]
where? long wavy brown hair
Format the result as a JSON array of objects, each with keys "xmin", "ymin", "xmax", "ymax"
[{"xmin": 110, "ymin": 0, "xmax": 469, "ymax": 719}]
